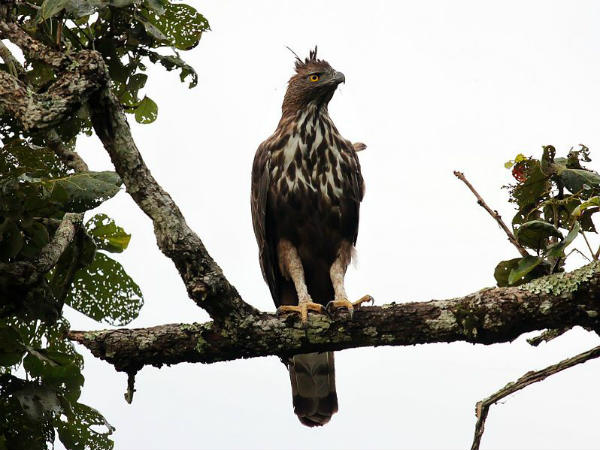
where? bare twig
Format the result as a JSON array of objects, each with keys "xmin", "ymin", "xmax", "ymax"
[
  {"xmin": 565, "ymin": 247, "xmax": 591, "ymax": 263},
  {"xmin": 454, "ymin": 171, "xmax": 529, "ymax": 257},
  {"xmin": 124, "ymin": 371, "xmax": 136, "ymax": 404},
  {"xmin": 526, "ymin": 327, "xmax": 571, "ymax": 346},
  {"xmin": 471, "ymin": 345, "xmax": 600, "ymax": 450},
  {"xmin": 581, "ymin": 231, "xmax": 596, "ymax": 261}
]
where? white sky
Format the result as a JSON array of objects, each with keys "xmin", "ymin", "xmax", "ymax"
[{"xmin": 64, "ymin": 1, "xmax": 600, "ymax": 449}]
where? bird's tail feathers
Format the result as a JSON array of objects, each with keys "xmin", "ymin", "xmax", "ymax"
[{"xmin": 288, "ymin": 352, "xmax": 338, "ymax": 427}]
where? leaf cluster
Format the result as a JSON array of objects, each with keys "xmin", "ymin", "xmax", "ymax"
[
  {"xmin": 0, "ymin": 140, "xmax": 142, "ymax": 449},
  {"xmin": 0, "ymin": 1, "xmax": 208, "ymax": 447},
  {"xmin": 1, "ymin": 0, "xmax": 208, "ymax": 141},
  {"xmin": 496, "ymin": 145, "xmax": 600, "ymax": 286}
]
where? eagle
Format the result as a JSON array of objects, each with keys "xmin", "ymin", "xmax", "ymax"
[{"xmin": 250, "ymin": 47, "xmax": 371, "ymax": 427}]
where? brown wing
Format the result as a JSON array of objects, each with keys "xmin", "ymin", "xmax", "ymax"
[
  {"xmin": 344, "ymin": 142, "xmax": 365, "ymax": 246},
  {"xmin": 250, "ymin": 142, "xmax": 279, "ymax": 302}
]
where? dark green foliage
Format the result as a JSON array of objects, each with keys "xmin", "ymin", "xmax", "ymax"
[
  {"xmin": 0, "ymin": 319, "xmax": 113, "ymax": 450},
  {"xmin": 65, "ymin": 252, "xmax": 143, "ymax": 326},
  {"xmin": 496, "ymin": 145, "xmax": 600, "ymax": 286},
  {"xmin": 0, "ymin": 0, "xmax": 206, "ymax": 446}
]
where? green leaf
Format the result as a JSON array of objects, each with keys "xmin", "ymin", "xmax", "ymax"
[
  {"xmin": 572, "ymin": 196, "xmax": 600, "ymax": 218},
  {"xmin": 579, "ymin": 207, "xmax": 598, "ymax": 233},
  {"xmin": 515, "ymin": 220, "xmax": 563, "ymax": 250},
  {"xmin": 37, "ymin": 0, "xmax": 70, "ymax": 22},
  {"xmin": 23, "ymin": 349, "xmax": 83, "ymax": 386},
  {"xmin": 511, "ymin": 160, "xmax": 551, "ymax": 211},
  {"xmin": 40, "ymin": 171, "xmax": 122, "ymax": 213},
  {"xmin": 0, "ymin": 325, "xmax": 25, "ymax": 367},
  {"xmin": 57, "ymin": 402, "xmax": 114, "ymax": 450},
  {"xmin": 20, "ymin": 221, "xmax": 50, "ymax": 260},
  {"xmin": 145, "ymin": 51, "xmax": 198, "ymax": 88},
  {"xmin": 545, "ymin": 222, "xmax": 580, "ymax": 259},
  {"xmin": 134, "ymin": 96, "xmax": 158, "ymax": 124},
  {"xmin": 139, "ymin": 17, "xmax": 168, "ymax": 40},
  {"xmin": 14, "ymin": 385, "xmax": 62, "ymax": 421},
  {"xmin": 508, "ymin": 255, "xmax": 544, "ymax": 285},
  {"xmin": 0, "ymin": 139, "xmax": 69, "ymax": 179},
  {"xmin": 85, "ymin": 214, "xmax": 131, "ymax": 253},
  {"xmin": 142, "ymin": 3, "xmax": 209, "ymax": 50},
  {"xmin": 37, "ymin": 0, "xmax": 137, "ymax": 21},
  {"xmin": 145, "ymin": 0, "xmax": 166, "ymax": 14},
  {"xmin": 559, "ymin": 168, "xmax": 600, "ymax": 195},
  {"xmin": 0, "ymin": 219, "xmax": 24, "ymax": 261},
  {"xmin": 65, "ymin": 253, "xmax": 143, "ymax": 326}
]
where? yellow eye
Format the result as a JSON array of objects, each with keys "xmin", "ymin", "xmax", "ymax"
[{"xmin": 309, "ymin": 74, "xmax": 320, "ymax": 82}]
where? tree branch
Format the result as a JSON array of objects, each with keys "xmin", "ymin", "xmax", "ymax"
[
  {"xmin": 0, "ymin": 21, "xmax": 108, "ymax": 131},
  {"xmin": 454, "ymin": 171, "xmax": 529, "ymax": 257},
  {"xmin": 0, "ymin": 21, "xmax": 68, "ymax": 68},
  {"xmin": 526, "ymin": 327, "xmax": 571, "ymax": 346},
  {"xmin": 87, "ymin": 87, "xmax": 258, "ymax": 323},
  {"xmin": 68, "ymin": 262, "xmax": 600, "ymax": 373},
  {"xmin": 470, "ymin": 344, "xmax": 600, "ymax": 450},
  {"xmin": 0, "ymin": 213, "xmax": 80, "ymax": 282},
  {"xmin": 45, "ymin": 129, "xmax": 89, "ymax": 172},
  {"xmin": 35, "ymin": 213, "xmax": 80, "ymax": 273}
]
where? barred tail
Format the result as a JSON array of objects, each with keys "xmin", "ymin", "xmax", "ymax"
[{"xmin": 288, "ymin": 351, "xmax": 338, "ymax": 427}]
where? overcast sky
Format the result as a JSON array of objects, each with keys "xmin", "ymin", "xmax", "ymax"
[{"xmin": 64, "ymin": 1, "xmax": 600, "ymax": 449}]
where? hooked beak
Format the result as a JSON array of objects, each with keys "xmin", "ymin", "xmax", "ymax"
[{"xmin": 332, "ymin": 71, "xmax": 345, "ymax": 85}]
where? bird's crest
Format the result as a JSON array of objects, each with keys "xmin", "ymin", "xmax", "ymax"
[{"xmin": 287, "ymin": 46, "xmax": 327, "ymax": 73}]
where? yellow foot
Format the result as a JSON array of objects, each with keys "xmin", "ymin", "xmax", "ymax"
[
  {"xmin": 326, "ymin": 295, "xmax": 374, "ymax": 318},
  {"xmin": 277, "ymin": 302, "xmax": 324, "ymax": 325}
]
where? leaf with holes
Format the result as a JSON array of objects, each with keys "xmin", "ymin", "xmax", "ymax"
[
  {"xmin": 57, "ymin": 402, "xmax": 114, "ymax": 450},
  {"xmin": 142, "ymin": 3, "xmax": 209, "ymax": 50},
  {"xmin": 134, "ymin": 96, "xmax": 158, "ymax": 124},
  {"xmin": 86, "ymin": 214, "xmax": 130, "ymax": 253},
  {"xmin": 66, "ymin": 252, "xmax": 143, "ymax": 326}
]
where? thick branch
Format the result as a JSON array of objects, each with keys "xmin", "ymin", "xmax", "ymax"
[
  {"xmin": 88, "ymin": 87, "xmax": 257, "ymax": 323},
  {"xmin": 0, "ymin": 50, "xmax": 107, "ymax": 131},
  {"xmin": 470, "ymin": 344, "xmax": 600, "ymax": 450},
  {"xmin": 0, "ymin": 21, "xmax": 67, "ymax": 68},
  {"xmin": 69, "ymin": 262, "xmax": 600, "ymax": 373},
  {"xmin": 0, "ymin": 21, "xmax": 108, "ymax": 131}
]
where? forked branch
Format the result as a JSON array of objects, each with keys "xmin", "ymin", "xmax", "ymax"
[{"xmin": 471, "ymin": 345, "xmax": 600, "ymax": 450}]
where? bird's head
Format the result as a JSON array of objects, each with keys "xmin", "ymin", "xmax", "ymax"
[{"xmin": 282, "ymin": 47, "xmax": 345, "ymax": 116}]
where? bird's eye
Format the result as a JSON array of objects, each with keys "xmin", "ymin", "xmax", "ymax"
[{"xmin": 309, "ymin": 74, "xmax": 320, "ymax": 82}]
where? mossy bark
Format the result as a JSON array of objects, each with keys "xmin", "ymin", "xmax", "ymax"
[{"xmin": 69, "ymin": 263, "xmax": 600, "ymax": 373}]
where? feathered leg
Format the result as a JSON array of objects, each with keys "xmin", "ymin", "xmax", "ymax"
[
  {"xmin": 327, "ymin": 242, "xmax": 373, "ymax": 317},
  {"xmin": 276, "ymin": 239, "xmax": 324, "ymax": 323}
]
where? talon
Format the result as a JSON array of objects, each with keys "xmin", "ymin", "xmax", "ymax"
[
  {"xmin": 277, "ymin": 301, "xmax": 324, "ymax": 326},
  {"xmin": 355, "ymin": 294, "xmax": 374, "ymax": 306},
  {"xmin": 326, "ymin": 295, "xmax": 374, "ymax": 318}
]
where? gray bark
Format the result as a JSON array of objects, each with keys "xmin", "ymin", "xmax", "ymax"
[{"xmin": 69, "ymin": 262, "xmax": 600, "ymax": 372}]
